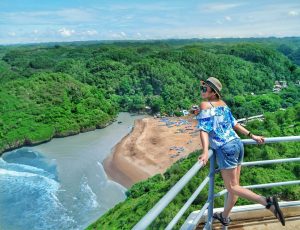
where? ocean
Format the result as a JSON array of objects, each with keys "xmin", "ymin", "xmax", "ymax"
[{"xmin": 0, "ymin": 113, "xmax": 146, "ymax": 230}]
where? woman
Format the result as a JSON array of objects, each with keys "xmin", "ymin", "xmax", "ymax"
[{"xmin": 197, "ymin": 77, "xmax": 285, "ymax": 227}]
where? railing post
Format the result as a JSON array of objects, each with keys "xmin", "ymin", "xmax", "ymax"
[
  {"xmin": 206, "ymin": 150, "xmax": 215, "ymax": 229},
  {"xmin": 223, "ymin": 193, "xmax": 228, "ymax": 230}
]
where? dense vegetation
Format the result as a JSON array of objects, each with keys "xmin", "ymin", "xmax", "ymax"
[
  {"xmin": 0, "ymin": 73, "xmax": 116, "ymax": 152},
  {"xmin": 0, "ymin": 37, "xmax": 299, "ymax": 228},
  {"xmin": 1, "ymin": 38, "xmax": 300, "ymax": 153},
  {"xmin": 87, "ymin": 103, "xmax": 300, "ymax": 229}
]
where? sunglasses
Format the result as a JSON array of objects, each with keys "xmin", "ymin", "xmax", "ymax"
[{"xmin": 200, "ymin": 85, "xmax": 208, "ymax": 93}]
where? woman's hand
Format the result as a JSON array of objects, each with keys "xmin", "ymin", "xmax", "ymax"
[
  {"xmin": 198, "ymin": 150, "xmax": 209, "ymax": 166},
  {"xmin": 251, "ymin": 134, "xmax": 265, "ymax": 144}
]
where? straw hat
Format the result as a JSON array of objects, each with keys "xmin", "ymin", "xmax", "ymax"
[{"xmin": 204, "ymin": 77, "xmax": 222, "ymax": 97}]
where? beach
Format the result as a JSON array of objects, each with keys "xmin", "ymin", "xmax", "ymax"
[{"xmin": 104, "ymin": 116, "xmax": 202, "ymax": 188}]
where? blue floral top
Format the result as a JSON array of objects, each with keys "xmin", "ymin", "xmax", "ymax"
[{"xmin": 197, "ymin": 106, "xmax": 239, "ymax": 149}]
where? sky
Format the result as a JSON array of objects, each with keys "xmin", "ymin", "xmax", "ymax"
[{"xmin": 0, "ymin": 0, "xmax": 300, "ymax": 45}]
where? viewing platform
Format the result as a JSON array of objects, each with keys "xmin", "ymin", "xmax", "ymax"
[
  {"xmin": 186, "ymin": 201, "xmax": 300, "ymax": 229},
  {"xmin": 133, "ymin": 136, "xmax": 300, "ymax": 230}
]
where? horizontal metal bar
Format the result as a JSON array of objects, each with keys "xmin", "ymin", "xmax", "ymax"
[
  {"xmin": 241, "ymin": 136, "xmax": 300, "ymax": 145},
  {"xmin": 210, "ymin": 200, "xmax": 300, "ymax": 214},
  {"xmin": 214, "ymin": 180, "xmax": 300, "ymax": 197},
  {"xmin": 237, "ymin": 114, "xmax": 264, "ymax": 122},
  {"xmin": 214, "ymin": 190, "xmax": 227, "ymax": 200},
  {"xmin": 244, "ymin": 180, "xmax": 300, "ymax": 190},
  {"xmin": 189, "ymin": 202, "xmax": 210, "ymax": 230},
  {"xmin": 165, "ymin": 177, "xmax": 210, "ymax": 230},
  {"xmin": 242, "ymin": 157, "xmax": 300, "ymax": 166},
  {"xmin": 132, "ymin": 150, "xmax": 213, "ymax": 230}
]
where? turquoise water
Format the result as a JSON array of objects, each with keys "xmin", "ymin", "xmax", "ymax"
[{"xmin": 0, "ymin": 113, "xmax": 146, "ymax": 230}]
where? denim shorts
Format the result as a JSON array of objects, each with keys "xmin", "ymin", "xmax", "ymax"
[{"xmin": 215, "ymin": 138, "xmax": 244, "ymax": 170}]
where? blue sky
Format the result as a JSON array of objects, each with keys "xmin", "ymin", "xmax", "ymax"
[{"xmin": 0, "ymin": 0, "xmax": 300, "ymax": 44}]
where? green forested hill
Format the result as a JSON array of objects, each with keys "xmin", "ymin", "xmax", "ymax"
[
  {"xmin": 0, "ymin": 73, "xmax": 116, "ymax": 153},
  {"xmin": 0, "ymin": 38, "xmax": 299, "ymax": 153},
  {"xmin": 87, "ymin": 104, "xmax": 300, "ymax": 230}
]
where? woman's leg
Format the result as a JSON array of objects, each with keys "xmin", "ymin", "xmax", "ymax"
[
  {"xmin": 220, "ymin": 167, "xmax": 268, "ymax": 208},
  {"xmin": 215, "ymin": 166, "xmax": 284, "ymax": 226},
  {"xmin": 220, "ymin": 166, "xmax": 281, "ymax": 222},
  {"xmin": 222, "ymin": 165, "xmax": 241, "ymax": 218}
]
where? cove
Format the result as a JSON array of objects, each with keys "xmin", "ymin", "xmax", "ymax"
[{"xmin": 0, "ymin": 113, "xmax": 146, "ymax": 230}]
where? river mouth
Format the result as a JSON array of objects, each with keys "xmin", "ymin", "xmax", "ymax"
[{"xmin": 0, "ymin": 113, "xmax": 147, "ymax": 230}]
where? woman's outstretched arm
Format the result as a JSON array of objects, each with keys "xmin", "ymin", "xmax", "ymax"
[{"xmin": 234, "ymin": 123, "xmax": 265, "ymax": 143}]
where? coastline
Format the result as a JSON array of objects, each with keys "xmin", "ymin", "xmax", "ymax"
[
  {"xmin": 0, "ymin": 118, "xmax": 116, "ymax": 156},
  {"xmin": 0, "ymin": 112, "xmax": 144, "ymax": 230},
  {"xmin": 103, "ymin": 116, "xmax": 202, "ymax": 188}
]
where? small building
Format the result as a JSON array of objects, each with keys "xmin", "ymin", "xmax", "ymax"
[{"xmin": 273, "ymin": 80, "xmax": 287, "ymax": 92}]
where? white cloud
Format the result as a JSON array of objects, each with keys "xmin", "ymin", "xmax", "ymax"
[
  {"xmin": 82, "ymin": 30, "xmax": 98, "ymax": 36},
  {"xmin": 8, "ymin": 32, "xmax": 16, "ymax": 36},
  {"xmin": 215, "ymin": 16, "xmax": 232, "ymax": 25},
  {"xmin": 0, "ymin": 8, "xmax": 98, "ymax": 26},
  {"xmin": 111, "ymin": 33, "xmax": 121, "ymax": 39},
  {"xmin": 109, "ymin": 3, "xmax": 182, "ymax": 12},
  {"xmin": 109, "ymin": 31, "xmax": 128, "ymax": 39},
  {"xmin": 288, "ymin": 10, "xmax": 299, "ymax": 16},
  {"xmin": 216, "ymin": 20, "xmax": 223, "ymax": 25},
  {"xmin": 202, "ymin": 3, "xmax": 240, "ymax": 12},
  {"xmin": 125, "ymin": 15, "xmax": 133, "ymax": 20},
  {"xmin": 56, "ymin": 8, "xmax": 97, "ymax": 22},
  {"xmin": 225, "ymin": 16, "xmax": 232, "ymax": 21},
  {"xmin": 58, "ymin": 28, "xmax": 75, "ymax": 37}
]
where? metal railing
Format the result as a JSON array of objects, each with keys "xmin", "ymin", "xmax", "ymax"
[{"xmin": 133, "ymin": 136, "xmax": 300, "ymax": 230}]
